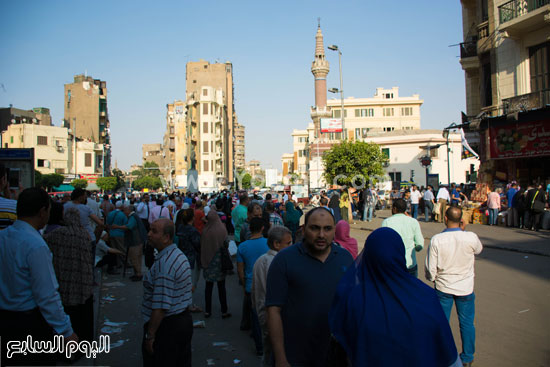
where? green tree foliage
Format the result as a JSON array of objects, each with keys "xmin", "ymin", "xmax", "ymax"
[
  {"xmin": 96, "ymin": 177, "xmax": 118, "ymax": 192},
  {"xmin": 71, "ymin": 178, "xmax": 88, "ymax": 189},
  {"xmin": 42, "ymin": 173, "xmax": 65, "ymax": 191},
  {"xmin": 132, "ymin": 162, "xmax": 161, "ymax": 180},
  {"xmin": 242, "ymin": 173, "xmax": 252, "ymax": 189},
  {"xmin": 322, "ymin": 141, "xmax": 387, "ymax": 187},
  {"xmin": 111, "ymin": 168, "xmax": 126, "ymax": 190},
  {"xmin": 132, "ymin": 176, "xmax": 162, "ymax": 191},
  {"xmin": 35, "ymin": 171, "xmax": 43, "ymax": 189}
]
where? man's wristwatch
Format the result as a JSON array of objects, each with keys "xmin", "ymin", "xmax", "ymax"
[{"xmin": 145, "ymin": 332, "xmax": 155, "ymax": 340}]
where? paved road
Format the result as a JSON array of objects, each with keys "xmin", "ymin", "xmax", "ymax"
[{"xmin": 94, "ymin": 210, "xmax": 550, "ymax": 367}]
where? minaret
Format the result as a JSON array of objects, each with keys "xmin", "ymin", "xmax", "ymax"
[{"xmin": 310, "ymin": 22, "xmax": 331, "ymax": 137}]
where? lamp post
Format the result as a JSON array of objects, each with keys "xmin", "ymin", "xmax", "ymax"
[
  {"xmin": 328, "ymin": 44, "xmax": 345, "ymax": 140},
  {"xmin": 442, "ymin": 122, "xmax": 458, "ymax": 187}
]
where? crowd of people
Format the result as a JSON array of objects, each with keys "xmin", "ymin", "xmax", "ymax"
[{"xmin": 1, "ymin": 159, "xmax": 547, "ymax": 366}]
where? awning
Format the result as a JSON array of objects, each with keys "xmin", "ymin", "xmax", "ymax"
[{"xmin": 52, "ymin": 184, "xmax": 74, "ymax": 192}]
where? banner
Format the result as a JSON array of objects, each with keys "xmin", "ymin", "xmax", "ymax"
[
  {"xmin": 320, "ymin": 118, "xmax": 342, "ymax": 133},
  {"xmin": 460, "ymin": 128, "xmax": 479, "ymax": 159},
  {"xmin": 489, "ymin": 120, "xmax": 550, "ymax": 159}
]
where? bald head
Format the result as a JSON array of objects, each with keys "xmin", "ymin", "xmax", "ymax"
[
  {"xmin": 445, "ymin": 206, "xmax": 463, "ymax": 224},
  {"xmin": 148, "ymin": 218, "xmax": 175, "ymax": 250}
]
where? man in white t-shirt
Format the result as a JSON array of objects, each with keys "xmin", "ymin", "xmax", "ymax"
[
  {"xmin": 425, "ymin": 206, "xmax": 482, "ymax": 366},
  {"xmin": 409, "ymin": 185, "xmax": 422, "ymax": 220}
]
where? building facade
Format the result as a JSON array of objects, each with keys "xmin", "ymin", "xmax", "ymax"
[
  {"xmin": 63, "ymin": 74, "xmax": 111, "ymax": 174},
  {"xmin": 459, "ymin": 0, "xmax": 550, "ymax": 185},
  {"xmin": 234, "ymin": 122, "xmax": 245, "ymax": 170},
  {"xmin": 0, "ymin": 107, "xmax": 52, "ymax": 134},
  {"xmin": 142, "ymin": 143, "xmax": 164, "ymax": 168}
]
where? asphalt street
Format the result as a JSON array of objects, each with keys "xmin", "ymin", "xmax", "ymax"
[{"xmin": 93, "ymin": 209, "xmax": 550, "ymax": 367}]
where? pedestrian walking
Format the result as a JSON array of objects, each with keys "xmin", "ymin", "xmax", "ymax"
[
  {"xmin": 410, "ymin": 185, "xmax": 422, "ymax": 219},
  {"xmin": 283, "ymin": 201, "xmax": 302, "ymax": 243},
  {"xmin": 487, "ymin": 188, "xmax": 501, "ymax": 226},
  {"xmin": 201, "ymin": 210, "xmax": 231, "ymax": 319},
  {"xmin": 231, "ymin": 192, "xmax": 249, "ymax": 244},
  {"xmin": 423, "ymin": 185, "xmax": 435, "ymax": 222},
  {"xmin": 334, "ymin": 220, "xmax": 358, "ymax": 259},
  {"xmin": 123, "ymin": 205, "xmax": 147, "ymax": 281},
  {"xmin": 437, "ymin": 185, "xmax": 451, "ymax": 223},
  {"xmin": 266, "ymin": 207, "xmax": 353, "ymax": 366},
  {"xmin": 142, "ymin": 219, "xmax": 193, "ymax": 367},
  {"xmin": 329, "ymin": 227, "xmax": 461, "ymax": 367},
  {"xmin": 0, "ymin": 188, "xmax": 77, "ymax": 365},
  {"xmin": 425, "ymin": 206, "xmax": 483, "ymax": 367},
  {"xmin": 506, "ymin": 183, "xmax": 518, "ymax": 227},
  {"xmin": 237, "ymin": 217, "xmax": 269, "ymax": 355},
  {"xmin": 363, "ymin": 186, "xmax": 375, "ymax": 222},
  {"xmin": 381, "ymin": 199, "xmax": 424, "ymax": 277},
  {"xmin": 339, "ymin": 189, "xmax": 351, "ymax": 223},
  {"xmin": 176, "ymin": 208, "xmax": 202, "ymax": 313},
  {"xmin": 252, "ymin": 226, "xmax": 292, "ymax": 367},
  {"xmin": 45, "ymin": 207, "xmax": 94, "ymax": 344}
]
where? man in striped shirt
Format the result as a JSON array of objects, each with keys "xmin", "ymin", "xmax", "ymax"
[{"xmin": 142, "ymin": 218, "xmax": 193, "ymax": 367}]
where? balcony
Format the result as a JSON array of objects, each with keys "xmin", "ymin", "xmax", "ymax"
[
  {"xmin": 460, "ymin": 41, "xmax": 477, "ymax": 58},
  {"xmin": 499, "ymin": 0, "xmax": 550, "ymax": 35},
  {"xmin": 477, "ymin": 22, "xmax": 489, "ymax": 39},
  {"xmin": 502, "ymin": 89, "xmax": 550, "ymax": 114}
]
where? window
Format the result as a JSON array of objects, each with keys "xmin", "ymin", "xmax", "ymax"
[
  {"xmin": 85, "ymin": 153, "xmax": 92, "ymax": 167},
  {"xmin": 10, "ymin": 136, "xmax": 13, "ymax": 144},
  {"xmin": 55, "ymin": 168, "xmax": 65, "ymax": 174},
  {"xmin": 203, "ymin": 89, "xmax": 208, "ymax": 96},
  {"xmin": 37, "ymin": 136, "xmax": 47, "ymax": 145},
  {"xmin": 169, "ymin": 138, "xmax": 175, "ymax": 149},
  {"xmin": 385, "ymin": 93, "xmax": 393, "ymax": 99},
  {"xmin": 382, "ymin": 148, "xmax": 390, "ymax": 159},
  {"xmin": 355, "ymin": 108, "xmax": 373, "ymax": 117},
  {"xmin": 37, "ymin": 159, "xmax": 45, "ymax": 167},
  {"xmin": 203, "ymin": 122, "xmax": 208, "ymax": 133},
  {"xmin": 203, "ymin": 141, "xmax": 209, "ymax": 153},
  {"xmin": 383, "ymin": 108, "xmax": 394, "ymax": 117},
  {"xmin": 480, "ymin": 52, "xmax": 492, "ymax": 107},
  {"xmin": 362, "ymin": 128, "xmax": 369, "ymax": 137},
  {"xmin": 389, "ymin": 172, "xmax": 401, "ymax": 182},
  {"xmin": 211, "ymin": 141, "xmax": 213, "ymax": 153},
  {"xmin": 203, "ymin": 103, "xmax": 208, "ymax": 115},
  {"xmin": 401, "ymin": 107, "xmax": 413, "ymax": 116},
  {"xmin": 423, "ymin": 148, "xmax": 439, "ymax": 158},
  {"xmin": 384, "ymin": 127, "xmax": 395, "ymax": 132},
  {"xmin": 355, "ymin": 128, "xmax": 361, "ymax": 139},
  {"xmin": 193, "ymin": 80, "xmax": 197, "ymax": 84},
  {"xmin": 332, "ymin": 109, "xmax": 347, "ymax": 118},
  {"xmin": 203, "ymin": 160, "xmax": 209, "ymax": 171},
  {"xmin": 529, "ymin": 41, "xmax": 549, "ymax": 95},
  {"xmin": 169, "ymin": 126, "xmax": 175, "ymax": 134},
  {"xmin": 20, "ymin": 136, "xmax": 23, "ymax": 142}
]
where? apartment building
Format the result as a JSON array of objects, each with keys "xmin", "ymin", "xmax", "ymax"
[
  {"xmin": 142, "ymin": 143, "xmax": 164, "ymax": 168},
  {"xmin": 64, "ymin": 74, "xmax": 111, "ymax": 173},
  {"xmin": 234, "ymin": 122, "xmax": 245, "ymax": 170},
  {"xmin": 0, "ymin": 107, "xmax": 52, "ymax": 133},
  {"xmin": 459, "ymin": 0, "xmax": 550, "ymax": 184}
]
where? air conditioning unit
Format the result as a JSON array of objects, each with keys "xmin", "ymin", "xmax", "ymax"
[{"xmin": 56, "ymin": 146, "xmax": 64, "ymax": 153}]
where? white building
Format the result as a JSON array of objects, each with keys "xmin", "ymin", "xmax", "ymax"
[
  {"xmin": 265, "ymin": 168, "xmax": 278, "ymax": 187},
  {"xmin": 2, "ymin": 124, "xmax": 69, "ymax": 174}
]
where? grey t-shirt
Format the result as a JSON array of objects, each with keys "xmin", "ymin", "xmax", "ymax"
[{"xmin": 64, "ymin": 201, "xmax": 95, "ymax": 241}]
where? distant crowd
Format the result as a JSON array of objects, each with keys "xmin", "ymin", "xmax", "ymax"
[{"xmin": 1, "ymin": 162, "xmax": 548, "ymax": 366}]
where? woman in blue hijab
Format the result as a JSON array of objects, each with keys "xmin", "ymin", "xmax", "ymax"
[{"xmin": 328, "ymin": 227, "xmax": 461, "ymax": 367}]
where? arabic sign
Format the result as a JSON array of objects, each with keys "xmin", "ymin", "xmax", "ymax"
[
  {"xmin": 320, "ymin": 118, "xmax": 342, "ymax": 133},
  {"xmin": 489, "ymin": 120, "xmax": 550, "ymax": 159}
]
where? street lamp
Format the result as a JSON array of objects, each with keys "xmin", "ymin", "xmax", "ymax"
[
  {"xmin": 442, "ymin": 122, "xmax": 458, "ymax": 187},
  {"xmin": 328, "ymin": 44, "xmax": 345, "ymax": 140}
]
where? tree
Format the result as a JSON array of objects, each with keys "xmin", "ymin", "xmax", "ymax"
[
  {"xmin": 111, "ymin": 168, "xmax": 126, "ymax": 190},
  {"xmin": 42, "ymin": 173, "xmax": 65, "ymax": 192},
  {"xmin": 96, "ymin": 177, "xmax": 118, "ymax": 192},
  {"xmin": 132, "ymin": 176, "xmax": 162, "ymax": 191},
  {"xmin": 242, "ymin": 173, "xmax": 252, "ymax": 189},
  {"xmin": 71, "ymin": 178, "xmax": 88, "ymax": 189},
  {"xmin": 143, "ymin": 162, "xmax": 161, "ymax": 177},
  {"xmin": 35, "ymin": 171, "xmax": 43, "ymax": 189},
  {"xmin": 322, "ymin": 141, "xmax": 387, "ymax": 187}
]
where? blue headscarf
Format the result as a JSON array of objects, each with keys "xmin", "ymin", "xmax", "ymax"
[{"xmin": 328, "ymin": 227, "xmax": 459, "ymax": 367}]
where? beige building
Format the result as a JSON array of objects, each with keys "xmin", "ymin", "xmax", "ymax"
[
  {"xmin": 459, "ymin": 0, "xmax": 549, "ymax": 118},
  {"xmin": 245, "ymin": 160, "xmax": 261, "ymax": 177},
  {"xmin": 2, "ymin": 124, "xmax": 69, "ymax": 174},
  {"xmin": 327, "ymin": 87, "xmax": 423, "ymax": 139},
  {"xmin": 160, "ymin": 61, "xmax": 239, "ymax": 191},
  {"xmin": 0, "ymin": 107, "xmax": 52, "ymax": 133},
  {"xmin": 142, "ymin": 143, "xmax": 164, "ymax": 168},
  {"xmin": 281, "ymin": 153, "xmax": 294, "ymax": 177},
  {"xmin": 64, "ymin": 74, "xmax": 111, "ymax": 173},
  {"xmin": 234, "ymin": 122, "xmax": 245, "ymax": 170}
]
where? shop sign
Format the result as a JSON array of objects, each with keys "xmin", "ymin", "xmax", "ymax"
[{"xmin": 489, "ymin": 120, "xmax": 550, "ymax": 159}]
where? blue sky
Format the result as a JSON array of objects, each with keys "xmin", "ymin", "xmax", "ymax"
[{"xmin": 0, "ymin": 0, "xmax": 466, "ymax": 171}]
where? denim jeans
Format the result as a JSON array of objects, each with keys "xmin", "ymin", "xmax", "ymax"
[
  {"xmin": 363, "ymin": 205, "xmax": 374, "ymax": 222},
  {"xmin": 488, "ymin": 208, "xmax": 499, "ymax": 225},
  {"xmin": 424, "ymin": 201, "xmax": 433, "ymax": 222},
  {"xmin": 411, "ymin": 204, "xmax": 419, "ymax": 219},
  {"xmin": 436, "ymin": 290, "xmax": 476, "ymax": 363}
]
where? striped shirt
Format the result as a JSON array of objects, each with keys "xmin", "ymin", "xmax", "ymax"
[
  {"xmin": 0, "ymin": 196, "xmax": 17, "ymax": 230},
  {"xmin": 269, "ymin": 213, "xmax": 284, "ymax": 228},
  {"xmin": 142, "ymin": 244, "xmax": 192, "ymax": 322}
]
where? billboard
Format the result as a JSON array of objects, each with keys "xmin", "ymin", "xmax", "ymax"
[
  {"xmin": 320, "ymin": 118, "xmax": 342, "ymax": 133},
  {"xmin": 489, "ymin": 119, "xmax": 550, "ymax": 159}
]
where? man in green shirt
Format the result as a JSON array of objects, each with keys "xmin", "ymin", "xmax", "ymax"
[
  {"xmin": 381, "ymin": 198, "xmax": 424, "ymax": 277},
  {"xmin": 231, "ymin": 193, "xmax": 249, "ymax": 244}
]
